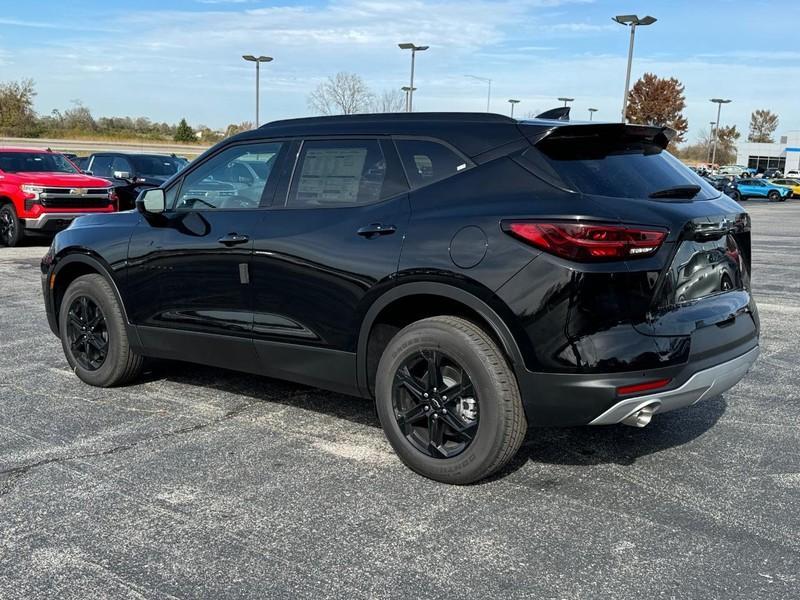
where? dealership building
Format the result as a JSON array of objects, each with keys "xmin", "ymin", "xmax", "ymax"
[{"xmin": 736, "ymin": 130, "xmax": 800, "ymax": 173}]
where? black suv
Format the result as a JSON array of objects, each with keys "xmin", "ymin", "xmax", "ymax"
[
  {"xmin": 41, "ymin": 113, "xmax": 759, "ymax": 484},
  {"xmin": 84, "ymin": 152, "xmax": 187, "ymax": 210}
]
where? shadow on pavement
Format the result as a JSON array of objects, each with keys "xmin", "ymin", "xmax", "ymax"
[{"xmin": 147, "ymin": 360, "xmax": 727, "ymax": 478}]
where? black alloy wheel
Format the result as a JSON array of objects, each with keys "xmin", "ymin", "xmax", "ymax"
[
  {"xmin": 0, "ymin": 205, "xmax": 20, "ymax": 246},
  {"xmin": 65, "ymin": 296, "xmax": 109, "ymax": 371},
  {"xmin": 392, "ymin": 349, "xmax": 479, "ymax": 459},
  {"xmin": 768, "ymin": 190, "xmax": 780, "ymax": 201}
]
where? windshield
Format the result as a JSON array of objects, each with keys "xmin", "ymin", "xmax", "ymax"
[
  {"xmin": 130, "ymin": 155, "xmax": 183, "ymax": 178},
  {"xmin": 528, "ymin": 140, "xmax": 719, "ymax": 200},
  {"xmin": 0, "ymin": 152, "xmax": 79, "ymax": 174}
]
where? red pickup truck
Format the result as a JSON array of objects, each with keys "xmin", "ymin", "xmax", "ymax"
[{"xmin": 0, "ymin": 147, "xmax": 117, "ymax": 247}]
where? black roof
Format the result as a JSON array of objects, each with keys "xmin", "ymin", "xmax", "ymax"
[
  {"xmin": 235, "ymin": 112, "xmax": 525, "ymax": 158},
  {"xmin": 228, "ymin": 112, "xmax": 675, "ymax": 158}
]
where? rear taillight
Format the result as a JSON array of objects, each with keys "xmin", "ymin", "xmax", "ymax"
[{"xmin": 503, "ymin": 221, "xmax": 667, "ymax": 262}]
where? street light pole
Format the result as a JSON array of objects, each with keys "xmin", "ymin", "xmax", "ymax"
[
  {"xmin": 401, "ymin": 86, "xmax": 417, "ymax": 111},
  {"xmin": 466, "ymin": 75, "xmax": 492, "ymax": 111},
  {"xmin": 558, "ymin": 97, "xmax": 574, "ymax": 107},
  {"xmin": 710, "ymin": 98, "xmax": 731, "ymax": 167},
  {"xmin": 242, "ymin": 54, "xmax": 273, "ymax": 127},
  {"xmin": 707, "ymin": 121, "xmax": 716, "ymax": 164},
  {"xmin": 613, "ymin": 14, "xmax": 656, "ymax": 123},
  {"xmin": 508, "ymin": 99, "xmax": 520, "ymax": 118},
  {"xmin": 588, "ymin": 108, "xmax": 598, "ymax": 121},
  {"xmin": 399, "ymin": 43, "xmax": 429, "ymax": 112}
]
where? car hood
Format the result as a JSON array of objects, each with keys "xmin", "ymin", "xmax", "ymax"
[
  {"xmin": 69, "ymin": 209, "xmax": 141, "ymax": 229},
  {"xmin": 4, "ymin": 171, "xmax": 112, "ymax": 188}
]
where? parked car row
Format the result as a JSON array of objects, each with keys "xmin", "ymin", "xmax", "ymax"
[
  {"xmin": 0, "ymin": 148, "xmax": 189, "ymax": 246},
  {"xmin": 703, "ymin": 174, "xmax": 796, "ymax": 202}
]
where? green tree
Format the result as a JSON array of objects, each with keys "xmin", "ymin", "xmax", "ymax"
[
  {"xmin": 173, "ymin": 118, "xmax": 195, "ymax": 142},
  {"xmin": 0, "ymin": 79, "xmax": 40, "ymax": 136},
  {"xmin": 747, "ymin": 109, "xmax": 779, "ymax": 143},
  {"xmin": 625, "ymin": 73, "xmax": 689, "ymax": 143}
]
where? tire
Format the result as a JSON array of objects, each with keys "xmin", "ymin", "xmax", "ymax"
[
  {"xmin": 730, "ymin": 190, "xmax": 742, "ymax": 202},
  {"xmin": 59, "ymin": 274, "xmax": 143, "ymax": 387},
  {"xmin": 375, "ymin": 316, "xmax": 527, "ymax": 484},
  {"xmin": 0, "ymin": 203, "xmax": 25, "ymax": 247},
  {"xmin": 767, "ymin": 190, "xmax": 780, "ymax": 201}
]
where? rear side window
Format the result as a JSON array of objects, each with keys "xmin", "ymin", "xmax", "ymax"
[
  {"xmin": 527, "ymin": 139, "xmax": 719, "ymax": 200},
  {"xmin": 395, "ymin": 139, "xmax": 468, "ymax": 189},
  {"xmin": 287, "ymin": 140, "xmax": 386, "ymax": 207}
]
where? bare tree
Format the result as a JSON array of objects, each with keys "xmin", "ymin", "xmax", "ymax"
[
  {"xmin": 369, "ymin": 89, "xmax": 405, "ymax": 113},
  {"xmin": 308, "ymin": 72, "xmax": 374, "ymax": 115},
  {"xmin": 748, "ymin": 109, "xmax": 779, "ymax": 143}
]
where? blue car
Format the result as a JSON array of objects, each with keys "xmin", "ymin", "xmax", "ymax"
[{"xmin": 735, "ymin": 178, "xmax": 790, "ymax": 201}]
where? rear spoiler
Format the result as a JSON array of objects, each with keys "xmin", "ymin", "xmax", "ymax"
[{"xmin": 520, "ymin": 122, "xmax": 676, "ymax": 150}]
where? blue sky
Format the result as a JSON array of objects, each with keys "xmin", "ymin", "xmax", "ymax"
[{"xmin": 1, "ymin": 0, "xmax": 798, "ymax": 142}]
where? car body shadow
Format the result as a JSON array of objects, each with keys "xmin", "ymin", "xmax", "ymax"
[{"xmin": 146, "ymin": 361, "xmax": 727, "ymax": 480}]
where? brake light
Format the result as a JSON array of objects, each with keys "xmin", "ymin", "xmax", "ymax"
[
  {"xmin": 504, "ymin": 221, "xmax": 667, "ymax": 261},
  {"xmin": 617, "ymin": 378, "xmax": 672, "ymax": 396}
]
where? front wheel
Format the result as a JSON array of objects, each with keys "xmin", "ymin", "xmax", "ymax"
[
  {"xmin": 375, "ymin": 316, "xmax": 527, "ymax": 484},
  {"xmin": 59, "ymin": 274, "xmax": 144, "ymax": 387},
  {"xmin": 0, "ymin": 204, "xmax": 25, "ymax": 247},
  {"xmin": 768, "ymin": 190, "xmax": 780, "ymax": 201}
]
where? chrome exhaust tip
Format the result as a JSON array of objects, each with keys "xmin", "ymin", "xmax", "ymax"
[{"xmin": 621, "ymin": 403, "xmax": 659, "ymax": 427}]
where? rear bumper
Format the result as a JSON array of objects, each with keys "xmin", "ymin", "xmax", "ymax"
[
  {"xmin": 588, "ymin": 346, "xmax": 758, "ymax": 425},
  {"xmin": 515, "ymin": 311, "xmax": 759, "ymax": 427}
]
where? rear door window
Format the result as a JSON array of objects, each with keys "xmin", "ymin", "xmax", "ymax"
[
  {"xmin": 286, "ymin": 139, "xmax": 387, "ymax": 207},
  {"xmin": 526, "ymin": 139, "xmax": 719, "ymax": 200},
  {"xmin": 394, "ymin": 139, "xmax": 469, "ymax": 189}
]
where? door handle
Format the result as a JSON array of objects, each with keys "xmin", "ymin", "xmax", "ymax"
[
  {"xmin": 218, "ymin": 233, "xmax": 250, "ymax": 246},
  {"xmin": 357, "ymin": 223, "xmax": 397, "ymax": 239}
]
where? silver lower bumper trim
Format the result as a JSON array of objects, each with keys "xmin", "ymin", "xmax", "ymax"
[
  {"xmin": 589, "ymin": 346, "xmax": 759, "ymax": 425},
  {"xmin": 22, "ymin": 213, "xmax": 89, "ymax": 230}
]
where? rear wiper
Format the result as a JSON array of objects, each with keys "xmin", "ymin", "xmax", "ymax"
[{"xmin": 649, "ymin": 185, "xmax": 701, "ymax": 199}]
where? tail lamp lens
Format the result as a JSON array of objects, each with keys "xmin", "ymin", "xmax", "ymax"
[
  {"xmin": 505, "ymin": 221, "xmax": 667, "ymax": 261},
  {"xmin": 617, "ymin": 378, "xmax": 672, "ymax": 396}
]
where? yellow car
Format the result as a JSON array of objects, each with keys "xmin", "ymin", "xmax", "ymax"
[{"xmin": 769, "ymin": 178, "xmax": 800, "ymax": 197}]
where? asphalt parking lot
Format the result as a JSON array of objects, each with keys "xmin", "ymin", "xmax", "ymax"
[{"xmin": 1, "ymin": 200, "xmax": 798, "ymax": 599}]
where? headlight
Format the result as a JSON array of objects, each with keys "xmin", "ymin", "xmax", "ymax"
[{"xmin": 21, "ymin": 184, "xmax": 44, "ymax": 197}]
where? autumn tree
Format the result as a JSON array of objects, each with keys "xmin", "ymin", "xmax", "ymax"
[
  {"xmin": 173, "ymin": 118, "xmax": 195, "ymax": 142},
  {"xmin": 308, "ymin": 72, "xmax": 374, "ymax": 115},
  {"xmin": 625, "ymin": 73, "xmax": 688, "ymax": 143},
  {"xmin": 747, "ymin": 109, "xmax": 779, "ymax": 143},
  {"xmin": 0, "ymin": 79, "xmax": 40, "ymax": 136}
]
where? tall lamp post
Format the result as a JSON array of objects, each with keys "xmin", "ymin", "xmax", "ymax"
[
  {"xmin": 710, "ymin": 98, "xmax": 731, "ymax": 167},
  {"xmin": 613, "ymin": 14, "xmax": 656, "ymax": 123},
  {"xmin": 508, "ymin": 99, "xmax": 520, "ymax": 117},
  {"xmin": 588, "ymin": 107, "xmax": 598, "ymax": 121},
  {"xmin": 706, "ymin": 120, "xmax": 716, "ymax": 164},
  {"xmin": 401, "ymin": 86, "xmax": 417, "ymax": 110},
  {"xmin": 466, "ymin": 75, "xmax": 492, "ymax": 111},
  {"xmin": 399, "ymin": 43, "xmax": 428, "ymax": 112},
  {"xmin": 242, "ymin": 54, "xmax": 273, "ymax": 127},
  {"xmin": 558, "ymin": 96, "xmax": 574, "ymax": 107}
]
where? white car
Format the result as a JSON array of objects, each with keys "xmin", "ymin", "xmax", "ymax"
[{"xmin": 786, "ymin": 170, "xmax": 799, "ymax": 178}]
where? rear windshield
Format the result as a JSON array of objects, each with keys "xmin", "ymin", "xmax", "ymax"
[
  {"xmin": 0, "ymin": 152, "xmax": 79, "ymax": 174},
  {"xmin": 130, "ymin": 155, "xmax": 183, "ymax": 178},
  {"xmin": 526, "ymin": 140, "xmax": 719, "ymax": 200}
]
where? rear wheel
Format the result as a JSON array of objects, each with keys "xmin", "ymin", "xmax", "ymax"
[
  {"xmin": 0, "ymin": 204, "xmax": 24, "ymax": 247},
  {"xmin": 59, "ymin": 274, "xmax": 143, "ymax": 387},
  {"xmin": 375, "ymin": 316, "xmax": 527, "ymax": 484}
]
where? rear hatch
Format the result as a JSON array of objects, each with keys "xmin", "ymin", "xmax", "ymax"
[{"xmin": 515, "ymin": 121, "xmax": 757, "ymax": 341}]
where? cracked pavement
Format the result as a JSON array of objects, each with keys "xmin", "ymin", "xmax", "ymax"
[{"xmin": 1, "ymin": 200, "xmax": 799, "ymax": 599}]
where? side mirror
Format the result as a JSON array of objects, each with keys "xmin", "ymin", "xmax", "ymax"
[
  {"xmin": 82, "ymin": 170, "xmax": 92, "ymax": 175},
  {"xmin": 113, "ymin": 170, "xmax": 132, "ymax": 180},
  {"xmin": 136, "ymin": 188, "xmax": 165, "ymax": 214}
]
